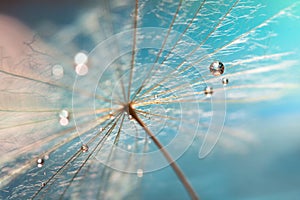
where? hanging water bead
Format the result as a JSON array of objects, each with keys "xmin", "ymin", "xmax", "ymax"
[
  {"xmin": 81, "ymin": 144, "xmax": 89, "ymax": 152},
  {"xmin": 137, "ymin": 169, "xmax": 144, "ymax": 178},
  {"xmin": 59, "ymin": 109, "xmax": 69, "ymax": 119},
  {"xmin": 109, "ymin": 111, "xmax": 115, "ymax": 119},
  {"xmin": 52, "ymin": 64, "xmax": 64, "ymax": 79},
  {"xmin": 37, "ymin": 158, "xmax": 44, "ymax": 168},
  {"xmin": 59, "ymin": 109, "xmax": 70, "ymax": 126},
  {"xmin": 209, "ymin": 61, "xmax": 224, "ymax": 76},
  {"xmin": 59, "ymin": 117, "xmax": 69, "ymax": 126},
  {"xmin": 222, "ymin": 78, "xmax": 229, "ymax": 85},
  {"xmin": 204, "ymin": 86, "xmax": 213, "ymax": 97}
]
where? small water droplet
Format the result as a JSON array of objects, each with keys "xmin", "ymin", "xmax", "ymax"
[
  {"xmin": 127, "ymin": 145, "xmax": 132, "ymax": 150},
  {"xmin": 137, "ymin": 169, "xmax": 143, "ymax": 178},
  {"xmin": 59, "ymin": 109, "xmax": 69, "ymax": 119},
  {"xmin": 52, "ymin": 64, "xmax": 64, "ymax": 79},
  {"xmin": 128, "ymin": 115, "xmax": 133, "ymax": 120},
  {"xmin": 41, "ymin": 182, "xmax": 46, "ymax": 187},
  {"xmin": 209, "ymin": 61, "xmax": 224, "ymax": 76},
  {"xmin": 109, "ymin": 112, "xmax": 115, "ymax": 119},
  {"xmin": 154, "ymin": 94, "xmax": 158, "ymax": 99},
  {"xmin": 204, "ymin": 86, "xmax": 213, "ymax": 97},
  {"xmin": 222, "ymin": 78, "xmax": 229, "ymax": 85},
  {"xmin": 75, "ymin": 64, "xmax": 89, "ymax": 76},
  {"xmin": 74, "ymin": 52, "xmax": 88, "ymax": 65},
  {"xmin": 81, "ymin": 144, "xmax": 89, "ymax": 152},
  {"xmin": 44, "ymin": 155, "xmax": 49, "ymax": 160},
  {"xmin": 37, "ymin": 158, "xmax": 44, "ymax": 168},
  {"xmin": 99, "ymin": 127, "xmax": 103, "ymax": 132},
  {"xmin": 59, "ymin": 117, "xmax": 69, "ymax": 126}
]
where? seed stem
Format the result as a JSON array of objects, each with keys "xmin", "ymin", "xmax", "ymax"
[{"xmin": 128, "ymin": 103, "xmax": 199, "ymax": 200}]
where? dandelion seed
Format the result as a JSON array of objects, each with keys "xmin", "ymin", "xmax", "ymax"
[{"xmin": 1, "ymin": 1, "xmax": 299, "ymax": 200}]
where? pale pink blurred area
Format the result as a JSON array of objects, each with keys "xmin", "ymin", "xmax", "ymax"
[
  {"xmin": 0, "ymin": 15, "xmax": 64, "ymax": 167},
  {"xmin": 0, "ymin": 15, "xmax": 59, "ymax": 109},
  {"xmin": 0, "ymin": 15, "xmax": 33, "ymax": 65}
]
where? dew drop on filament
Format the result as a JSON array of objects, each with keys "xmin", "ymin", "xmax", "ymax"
[
  {"xmin": 204, "ymin": 86, "xmax": 213, "ymax": 97},
  {"xmin": 37, "ymin": 158, "xmax": 44, "ymax": 168},
  {"xmin": 59, "ymin": 117, "xmax": 69, "ymax": 126},
  {"xmin": 222, "ymin": 78, "xmax": 229, "ymax": 85},
  {"xmin": 81, "ymin": 144, "xmax": 89, "ymax": 153},
  {"xmin": 209, "ymin": 61, "xmax": 224, "ymax": 76},
  {"xmin": 137, "ymin": 169, "xmax": 143, "ymax": 178},
  {"xmin": 59, "ymin": 109, "xmax": 69, "ymax": 119}
]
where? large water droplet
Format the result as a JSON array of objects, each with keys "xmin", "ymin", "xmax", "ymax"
[
  {"xmin": 37, "ymin": 158, "xmax": 44, "ymax": 168},
  {"xmin": 209, "ymin": 61, "xmax": 224, "ymax": 76},
  {"xmin": 204, "ymin": 86, "xmax": 213, "ymax": 97},
  {"xmin": 81, "ymin": 144, "xmax": 89, "ymax": 153}
]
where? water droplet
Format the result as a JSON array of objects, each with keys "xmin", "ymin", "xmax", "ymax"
[
  {"xmin": 52, "ymin": 64, "xmax": 64, "ymax": 79},
  {"xmin": 75, "ymin": 64, "xmax": 89, "ymax": 76},
  {"xmin": 41, "ymin": 182, "xmax": 46, "ymax": 187},
  {"xmin": 37, "ymin": 158, "xmax": 44, "ymax": 168},
  {"xmin": 99, "ymin": 127, "xmax": 103, "ymax": 132},
  {"xmin": 209, "ymin": 61, "xmax": 224, "ymax": 76},
  {"xmin": 127, "ymin": 145, "xmax": 132, "ymax": 150},
  {"xmin": 154, "ymin": 94, "xmax": 158, "ymax": 99},
  {"xmin": 59, "ymin": 109, "xmax": 69, "ymax": 119},
  {"xmin": 137, "ymin": 169, "xmax": 143, "ymax": 178},
  {"xmin": 128, "ymin": 115, "xmax": 133, "ymax": 120},
  {"xmin": 109, "ymin": 112, "xmax": 115, "ymax": 119},
  {"xmin": 59, "ymin": 117, "xmax": 69, "ymax": 126},
  {"xmin": 74, "ymin": 52, "xmax": 88, "ymax": 65},
  {"xmin": 44, "ymin": 155, "xmax": 49, "ymax": 160},
  {"xmin": 204, "ymin": 86, "xmax": 213, "ymax": 97},
  {"xmin": 81, "ymin": 144, "xmax": 89, "ymax": 152},
  {"xmin": 222, "ymin": 78, "xmax": 229, "ymax": 85}
]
